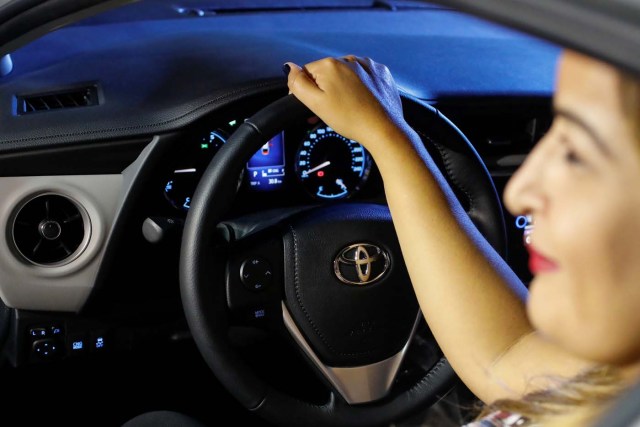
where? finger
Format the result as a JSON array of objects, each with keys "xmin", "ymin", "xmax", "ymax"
[
  {"xmin": 366, "ymin": 57, "xmax": 392, "ymax": 78},
  {"xmin": 284, "ymin": 61, "xmax": 324, "ymax": 106}
]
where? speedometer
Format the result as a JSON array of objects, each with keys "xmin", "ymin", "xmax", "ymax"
[{"xmin": 295, "ymin": 124, "xmax": 371, "ymax": 200}]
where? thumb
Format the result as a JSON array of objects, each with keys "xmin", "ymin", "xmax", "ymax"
[{"xmin": 284, "ymin": 62, "xmax": 323, "ymax": 107}]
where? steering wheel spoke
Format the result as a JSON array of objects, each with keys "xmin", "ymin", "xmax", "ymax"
[{"xmin": 283, "ymin": 302, "xmax": 422, "ymax": 404}]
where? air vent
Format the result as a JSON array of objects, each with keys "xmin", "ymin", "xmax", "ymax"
[
  {"xmin": 16, "ymin": 85, "xmax": 99, "ymax": 115},
  {"xmin": 11, "ymin": 194, "xmax": 90, "ymax": 266}
]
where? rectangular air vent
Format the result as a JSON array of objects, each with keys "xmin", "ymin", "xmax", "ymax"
[{"xmin": 16, "ymin": 85, "xmax": 99, "ymax": 115}]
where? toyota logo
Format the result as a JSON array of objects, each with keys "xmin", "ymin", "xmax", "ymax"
[{"xmin": 333, "ymin": 243, "xmax": 390, "ymax": 285}]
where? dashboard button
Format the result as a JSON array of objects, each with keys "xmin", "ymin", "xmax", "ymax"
[
  {"xmin": 32, "ymin": 339, "xmax": 60, "ymax": 359},
  {"xmin": 50, "ymin": 326, "xmax": 63, "ymax": 336},
  {"xmin": 29, "ymin": 327, "xmax": 47, "ymax": 339},
  {"xmin": 90, "ymin": 330, "xmax": 109, "ymax": 353},
  {"xmin": 67, "ymin": 334, "xmax": 88, "ymax": 356}
]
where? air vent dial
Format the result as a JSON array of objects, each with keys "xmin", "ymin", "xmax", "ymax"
[{"xmin": 11, "ymin": 194, "xmax": 90, "ymax": 266}]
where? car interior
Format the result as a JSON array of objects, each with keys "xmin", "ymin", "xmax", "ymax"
[{"xmin": 0, "ymin": 0, "xmax": 637, "ymax": 426}]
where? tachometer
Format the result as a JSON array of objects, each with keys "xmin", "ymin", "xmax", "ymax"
[{"xmin": 295, "ymin": 124, "xmax": 371, "ymax": 200}]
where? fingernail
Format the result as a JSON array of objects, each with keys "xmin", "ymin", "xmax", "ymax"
[{"xmin": 282, "ymin": 63, "xmax": 291, "ymax": 76}]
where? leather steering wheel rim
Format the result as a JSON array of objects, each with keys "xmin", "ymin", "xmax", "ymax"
[{"xmin": 180, "ymin": 92, "xmax": 505, "ymax": 427}]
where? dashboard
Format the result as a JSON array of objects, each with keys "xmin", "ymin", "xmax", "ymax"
[
  {"xmin": 0, "ymin": 2, "xmax": 555, "ymax": 373},
  {"xmin": 0, "ymin": 85, "xmax": 551, "ymax": 376},
  {"xmin": 159, "ymin": 110, "xmax": 382, "ymax": 218}
]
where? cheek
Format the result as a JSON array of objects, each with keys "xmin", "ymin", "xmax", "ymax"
[
  {"xmin": 528, "ymin": 195, "xmax": 640, "ymax": 363},
  {"xmin": 578, "ymin": 191, "xmax": 640, "ymax": 292}
]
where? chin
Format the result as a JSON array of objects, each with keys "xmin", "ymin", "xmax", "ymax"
[{"xmin": 526, "ymin": 276, "xmax": 569, "ymax": 344}]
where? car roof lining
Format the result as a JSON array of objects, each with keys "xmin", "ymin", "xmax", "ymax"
[{"xmin": 425, "ymin": 0, "xmax": 640, "ymax": 78}]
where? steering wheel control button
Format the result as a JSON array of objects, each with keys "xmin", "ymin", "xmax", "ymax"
[
  {"xmin": 240, "ymin": 307, "xmax": 270, "ymax": 326},
  {"xmin": 32, "ymin": 339, "xmax": 60, "ymax": 359},
  {"xmin": 240, "ymin": 257, "xmax": 273, "ymax": 292}
]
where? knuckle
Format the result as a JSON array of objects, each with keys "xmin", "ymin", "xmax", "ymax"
[{"xmin": 326, "ymin": 57, "xmax": 341, "ymax": 68}]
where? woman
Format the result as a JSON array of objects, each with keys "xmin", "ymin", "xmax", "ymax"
[{"xmin": 284, "ymin": 50, "xmax": 640, "ymax": 426}]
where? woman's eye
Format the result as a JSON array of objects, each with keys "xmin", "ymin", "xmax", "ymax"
[
  {"xmin": 564, "ymin": 149, "xmax": 582, "ymax": 164},
  {"xmin": 559, "ymin": 134, "xmax": 585, "ymax": 165}
]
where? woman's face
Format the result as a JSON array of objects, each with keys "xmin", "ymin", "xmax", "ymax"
[{"xmin": 504, "ymin": 50, "xmax": 640, "ymax": 366}]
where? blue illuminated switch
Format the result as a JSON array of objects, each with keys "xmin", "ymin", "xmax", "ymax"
[
  {"xmin": 32, "ymin": 339, "xmax": 59, "ymax": 359},
  {"xmin": 90, "ymin": 330, "xmax": 109, "ymax": 352},
  {"xmin": 247, "ymin": 307, "xmax": 269, "ymax": 325},
  {"xmin": 67, "ymin": 334, "xmax": 88, "ymax": 356},
  {"xmin": 29, "ymin": 327, "xmax": 47, "ymax": 339},
  {"xmin": 49, "ymin": 326, "xmax": 63, "ymax": 336}
]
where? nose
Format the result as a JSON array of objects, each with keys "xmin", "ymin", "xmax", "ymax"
[{"xmin": 503, "ymin": 133, "xmax": 550, "ymax": 217}]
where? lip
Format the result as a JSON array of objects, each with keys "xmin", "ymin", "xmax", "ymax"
[{"xmin": 526, "ymin": 245, "xmax": 559, "ymax": 274}]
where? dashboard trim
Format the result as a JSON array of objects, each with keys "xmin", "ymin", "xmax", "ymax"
[{"xmin": 0, "ymin": 174, "xmax": 122, "ymax": 311}]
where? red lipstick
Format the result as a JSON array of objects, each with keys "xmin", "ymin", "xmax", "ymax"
[{"xmin": 526, "ymin": 245, "xmax": 559, "ymax": 274}]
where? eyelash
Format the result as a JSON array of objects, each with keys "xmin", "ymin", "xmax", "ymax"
[
  {"xmin": 558, "ymin": 134, "xmax": 584, "ymax": 166},
  {"xmin": 564, "ymin": 148, "xmax": 582, "ymax": 164}
]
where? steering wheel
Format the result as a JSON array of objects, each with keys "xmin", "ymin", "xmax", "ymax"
[{"xmin": 180, "ymin": 92, "xmax": 506, "ymax": 427}]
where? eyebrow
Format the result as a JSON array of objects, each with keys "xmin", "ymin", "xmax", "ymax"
[{"xmin": 553, "ymin": 107, "xmax": 611, "ymax": 157}]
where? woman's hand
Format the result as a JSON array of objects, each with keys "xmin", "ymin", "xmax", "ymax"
[{"xmin": 285, "ymin": 56, "xmax": 406, "ymax": 155}]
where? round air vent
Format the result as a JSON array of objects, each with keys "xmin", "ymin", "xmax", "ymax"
[{"xmin": 11, "ymin": 193, "xmax": 90, "ymax": 266}]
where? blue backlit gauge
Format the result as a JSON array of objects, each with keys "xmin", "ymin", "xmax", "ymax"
[
  {"xmin": 295, "ymin": 124, "xmax": 371, "ymax": 200},
  {"xmin": 164, "ymin": 129, "xmax": 227, "ymax": 211}
]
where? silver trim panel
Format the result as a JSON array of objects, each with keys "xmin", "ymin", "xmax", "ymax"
[
  {"xmin": 0, "ymin": 175, "xmax": 121, "ymax": 311},
  {"xmin": 0, "ymin": 137, "xmax": 157, "ymax": 312},
  {"xmin": 282, "ymin": 301, "xmax": 421, "ymax": 404}
]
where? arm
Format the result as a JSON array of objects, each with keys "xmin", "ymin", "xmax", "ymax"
[{"xmin": 286, "ymin": 56, "xmax": 594, "ymax": 403}]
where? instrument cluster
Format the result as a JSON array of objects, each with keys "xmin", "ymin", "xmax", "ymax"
[{"xmin": 161, "ymin": 114, "xmax": 383, "ymax": 215}]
